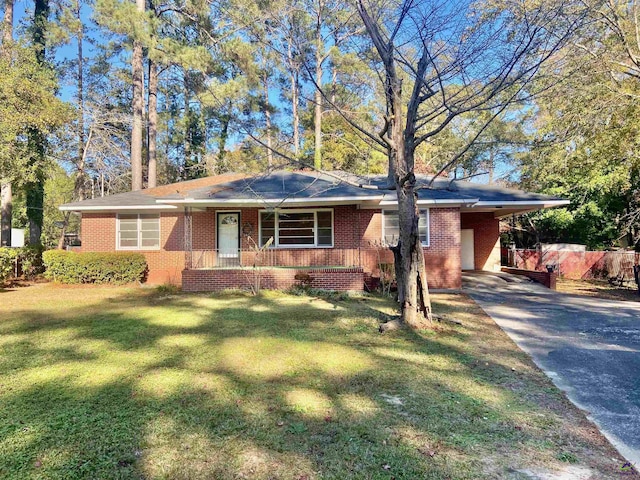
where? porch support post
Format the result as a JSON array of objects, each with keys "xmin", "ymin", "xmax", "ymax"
[{"xmin": 184, "ymin": 206, "xmax": 192, "ymax": 269}]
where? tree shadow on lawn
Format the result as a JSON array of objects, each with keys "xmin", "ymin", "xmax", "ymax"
[{"xmin": 0, "ymin": 288, "xmax": 629, "ymax": 479}]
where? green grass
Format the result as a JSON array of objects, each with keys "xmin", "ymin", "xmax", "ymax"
[{"xmin": 0, "ymin": 283, "xmax": 627, "ymax": 479}]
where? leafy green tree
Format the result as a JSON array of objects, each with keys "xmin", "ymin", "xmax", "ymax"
[
  {"xmin": 519, "ymin": 0, "xmax": 640, "ymax": 249},
  {"xmin": 0, "ymin": 44, "xmax": 70, "ymax": 244}
]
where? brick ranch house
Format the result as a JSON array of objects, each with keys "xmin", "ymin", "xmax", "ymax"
[{"xmin": 59, "ymin": 170, "xmax": 568, "ymax": 292}]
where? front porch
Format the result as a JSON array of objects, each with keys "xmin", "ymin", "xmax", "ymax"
[
  {"xmin": 187, "ymin": 248, "xmax": 363, "ymax": 269},
  {"xmin": 182, "ymin": 265, "xmax": 365, "ymax": 292},
  {"xmin": 182, "ymin": 247, "xmax": 371, "ymax": 292}
]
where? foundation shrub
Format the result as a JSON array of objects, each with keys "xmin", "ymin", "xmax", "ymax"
[{"xmin": 43, "ymin": 250, "xmax": 147, "ymax": 284}]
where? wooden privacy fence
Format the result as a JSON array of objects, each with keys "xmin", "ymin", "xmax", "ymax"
[{"xmin": 506, "ymin": 249, "xmax": 639, "ymax": 286}]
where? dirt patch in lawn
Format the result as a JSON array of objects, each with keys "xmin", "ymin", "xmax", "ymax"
[{"xmin": 557, "ymin": 277, "xmax": 640, "ymax": 302}]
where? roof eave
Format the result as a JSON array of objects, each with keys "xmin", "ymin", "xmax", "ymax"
[
  {"xmin": 59, "ymin": 204, "xmax": 179, "ymax": 212},
  {"xmin": 462, "ymin": 199, "xmax": 570, "ymax": 218}
]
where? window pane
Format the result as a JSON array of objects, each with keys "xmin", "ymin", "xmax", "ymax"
[
  {"xmin": 141, "ymin": 219, "xmax": 159, "ymax": 230},
  {"xmin": 260, "ymin": 212, "xmax": 275, "ymax": 246},
  {"xmin": 384, "ymin": 212, "xmax": 400, "ymax": 245},
  {"xmin": 384, "ymin": 211, "xmax": 428, "ymax": 245},
  {"xmin": 279, "ymin": 236, "xmax": 314, "ymax": 245},
  {"xmin": 119, "ymin": 219, "xmax": 137, "ymax": 231},
  {"xmin": 419, "ymin": 210, "xmax": 429, "ymax": 244},
  {"xmin": 119, "ymin": 214, "xmax": 159, "ymax": 249},
  {"xmin": 277, "ymin": 212, "xmax": 314, "ymax": 245},
  {"xmin": 317, "ymin": 211, "xmax": 332, "ymax": 228},
  {"xmin": 120, "ymin": 239, "xmax": 138, "ymax": 248},
  {"xmin": 318, "ymin": 232, "xmax": 332, "ymax": 246},
  {"xmin": 141, "ymin": 238, "xmax": 160, "ymax": 248}
]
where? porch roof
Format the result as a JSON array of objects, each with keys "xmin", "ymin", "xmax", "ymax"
[{"xmin": 59, "ymin": 170, "xmax": 568, "ymax": 216}]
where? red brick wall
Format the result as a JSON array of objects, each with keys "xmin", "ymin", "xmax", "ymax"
[
  {"xmin": 182, "ymin": 268, "xmax": 364, "ymax": 292},
  {"xmin": 359, "ymin": 207, "xmax": 461, "ymax": 289},
  {"xmin": 81, "ymin": 212, "xmax": 185, "ymax": 285},
  {"xmin": 80, "ymin": 205, "xmax": 463, "ymax": 290},
  {"xmin": 501, "ymin": 267, "xmax": 557, "ymax": 289},
  {"xmin": 460, "ymin": 212, "xmax": 500, "ymax": 271}
]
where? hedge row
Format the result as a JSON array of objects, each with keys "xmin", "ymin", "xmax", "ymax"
[
  {"xmin": 0, "ymin": 246, "xmax": 45, "ymax": 282},
  {"xmin": 43, "ymin": 251, "xmax": 147, "ymax": 284}
]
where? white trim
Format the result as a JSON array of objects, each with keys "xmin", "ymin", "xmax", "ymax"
[
  {"xmin": 473, "ymin": 200, "xmax": 569, "ymax": 207},
  {"xmin": 116, "ymin": 213, "xmax": 161, "ymax": 251},
  {"xmin": 381, "ymin": 209, "xmax": 430, "ymax": 247},
  {"xmin": 379, "ymin": 198, "xmax": 477, "ymax": 207},
  {"xmin": 60, "ymin": 204, "xmax": 177, "ymax": 212},
  {"xmin": 259, "ymin": 208, "xmax": 334, "ymax": 249}
]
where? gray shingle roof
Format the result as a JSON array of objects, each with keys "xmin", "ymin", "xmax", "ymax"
[{"xmin": 60, "ymin": 170, "xmax": 566, "ymax": 211}]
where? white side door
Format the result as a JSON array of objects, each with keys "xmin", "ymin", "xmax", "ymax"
[{"xmin": 461, "ymin": 229, "xmax": 475, "ymax": 270}]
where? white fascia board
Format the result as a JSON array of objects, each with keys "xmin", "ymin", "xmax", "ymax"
[
  {"xmin": 59, "ymin": 204, "xmax": 178, "ymax": 212},
  {"xmin": 376, "ymin": 198, "xmax": 478, "ymax": 207},
  {"xmin": 156, "ymin": 195, "xmax": 384, "ymax": 206},
  {"xmin": 473, "ymin": 200, "xmax": 570, "ymax": 207}
]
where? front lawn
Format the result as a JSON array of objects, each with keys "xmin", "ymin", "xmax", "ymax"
[{"xmin": 0, "ymin": 284, "xmax": 629, "ymax": 479}]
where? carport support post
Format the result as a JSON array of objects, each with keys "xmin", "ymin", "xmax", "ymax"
[{"xmin": 184, "ymin": 207, "xmax": 192, "ymax": 269}]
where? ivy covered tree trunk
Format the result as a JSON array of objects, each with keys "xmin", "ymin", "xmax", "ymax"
[
  {"xmin": 26, "ymin": 0, "xmax": 49, "ymax": 247},
  {"xmin": 0, "ymin": 184, "xmax": 11, "ymax": 246},
  {"xmin": 1, "ymin": 0, "xmax": 13, "ymax": 247}
]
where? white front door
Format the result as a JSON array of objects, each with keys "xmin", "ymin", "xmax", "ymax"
[
  {"xmin": 217, "ymin": 213, "xmax": 239, "ymax": 261},
  {"xmin": 461, "ymin": 229, "xmax": 475, "ymax": 270}
]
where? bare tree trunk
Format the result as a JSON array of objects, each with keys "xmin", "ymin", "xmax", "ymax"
[
  {"xmin": 288, "ymin": 40, "xmax": 300, "ymax": 158},
  {"xmin": 357, "ymin": 0, "xmax": 432, "ymax": 328},
  {"xmin": 217, "ymin": 110, "xmax": 230, "ymax": 173},
  {"xmin": 331, "ymin": 63, "xmax": 337, "ymax": 105},
  {"xmin": 395, "ymin": 169, "xmax": 432, "ymax": 328},
  {"xmin": 147, "ymin": 58, "xmax": 158, "ymax": 188},
  {"xmin": 1, "ymin": 184, "xmax": 11, "ymax": 246},
  {"xmin": 263, "ymin": 71, "xmax": 273, "ymax": 167},
  {"xmin": 57, "ymin": 211, "xmax": 70, "ymax": 249},
  {"xmin": 184, "ymin": 80, "xmax": 191, "ymax": 179},
  {"xmin": 2, "ymin": 0, "xmax": 12, "ymax": 46},
  {"xmin": 74, "ymin": 0, "xmax": 86, "ymax": 200},
  {"xmin": 130, "ymin": 0, "xmax": 145, "ymax": 191},
  {"xmin": 487, "ymin": 148, "xmax": 494, "ymax": 184},
  {"xmin": 291, "ymin": 71, "xmax": 300, "ymax": 157},
  {"xmin": 1, "ymin": 0, "xmax": 13, "ymax": 247},
  {"xmin": 313, "ymin": 11, "xmax": 323, "ymax": 170}
]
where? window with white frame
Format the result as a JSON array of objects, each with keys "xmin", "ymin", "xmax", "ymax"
[
  {"xmin": 382, "ymin": 209, "xmax": 429, "ymax": 246},
  {"xmin": 117, "ymin": 214, "xmax": 160, "ymax": 250},
  {"xmin": 259, "ymin": 209, "xmax": 333, "ymax": 247}
]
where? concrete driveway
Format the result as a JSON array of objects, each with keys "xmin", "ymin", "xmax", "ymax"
[{"xmin": 463, "ymin": 272, "xmax": 640, "ymax": 467}]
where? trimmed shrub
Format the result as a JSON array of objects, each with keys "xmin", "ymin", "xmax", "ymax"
[
  {"xmin": 18, "ymin": 246, "xmax": 45, "ymax": 279},
  {"xmin": 0, "ymin": 247, "xmax": 18, "ymax": 282},
  {"xmin": 43, "ymin": 250, "xmax": 147, "ymax": 284}
]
